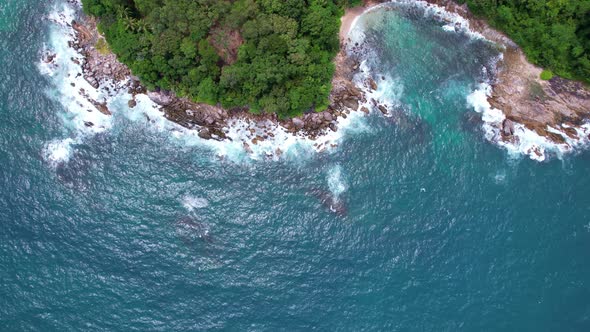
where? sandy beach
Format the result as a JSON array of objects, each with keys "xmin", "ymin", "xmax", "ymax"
[{"xmin": 340, "ymin": 6, "xmax": 367, "ymax": 40}]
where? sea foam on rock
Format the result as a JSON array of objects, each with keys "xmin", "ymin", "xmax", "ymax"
[
  {"xmin": 352, "ymin": 0, "xmax": 590, "ymax": 161},
  {"xmin": 40, "ymin": 0, "xmax": 378, "ymax": 165}
]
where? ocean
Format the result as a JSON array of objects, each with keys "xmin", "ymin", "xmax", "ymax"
[{"xmin": 1, "ymin": 0, "xmax": 590, "ymax": 330}]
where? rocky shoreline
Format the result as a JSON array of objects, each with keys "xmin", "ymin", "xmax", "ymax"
[
  {"xmin": 47, "ymin": 0, "xmax": 590, "ymax": 160},
  {"xmin": 416, "ymin": 0, "xmax": 590, "ymax": 157},
  {"xmin": 47, "ymin": 1, "xmax": 389, "ymax": 150}
]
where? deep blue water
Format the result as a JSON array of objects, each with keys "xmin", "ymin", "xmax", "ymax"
[{"xmin": 1, "ymin": 1, "xmax": 590, "ymax": 330}]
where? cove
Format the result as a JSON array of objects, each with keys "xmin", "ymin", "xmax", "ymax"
[{"xmin": 1, "ymin": 0, "xmax": 590, "ymax": 330}]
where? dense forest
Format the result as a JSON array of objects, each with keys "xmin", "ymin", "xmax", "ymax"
[
  {"xmin": 81, "ymin": 0, "xmax": 361, "ymax": 117},
  {"xmin": 458, "ymin": 0, "xmax": 590, "ymax": 83}
]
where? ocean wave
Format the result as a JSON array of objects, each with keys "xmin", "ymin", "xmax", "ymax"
[
  {"xmin": 467, "ymin": 83, "xmax": 590, "ymax": 161},
  {"xmin": 327, "ymin": 164, "xmax": 348, "ymax": 201},
  {"xmin": 39, "ymin": 1, "xmax": 375, "ymax": 166},
  {"xmin": 181, "ymin": 196, "xmax": 210, "ymax": 211},
  {"xmin": 43, "ymin": 138, "xmax": 75, "ymax": 167}
]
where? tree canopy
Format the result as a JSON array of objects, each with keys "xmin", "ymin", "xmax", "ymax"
[
  {"xmin": 82, "ymin": 0, "xmax": 362, "ymax": 117},
  {"xmin": 457, "ymin": 0, "xmax": 590, "ymax": 83}
]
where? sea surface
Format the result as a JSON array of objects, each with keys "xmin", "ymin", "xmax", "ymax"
[{"xmin": 1, "ymin": 0, "xmax": 590, "ymax": 330}]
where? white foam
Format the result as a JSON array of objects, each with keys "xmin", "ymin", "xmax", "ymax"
[
  {"xmin": 327, "ymin": 164, "xmax": 347, "ymax": 201},
  {"xmin": 40, "ymin": 1, "xmax": 374, "ymax": 165},
  {"xmin": 43, "ymin": 138, "xmax": 75, "ymax": 167},
  {"xmin": 347, "ymin": 0, "xmax": 484, "ymax": 43},
  {"xmin": 39, "ymin": 1, "xmax": 121, "ymax": 166},
  {"xmin": 182, "ymin": 196, "xmax": 209, "ymax": 211},
  {"xmin": 467, "ymin": 83, "xmax": 590, "ymax": 161},
  {"xmin": 117, "ymin": 91, "xmax": 371, "ymax": 164}
]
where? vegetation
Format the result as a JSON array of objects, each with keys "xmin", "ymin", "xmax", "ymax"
[
  {"xmin": 457, "ymin": 0, "xmax": 590, "ymax": 84},
  {"xmin": 540, "ymin": 69, "xmax": 554, "ymax": 81},
  {"xmin": 95, "ymin": 37, "xmax": 110, "ymax": 55},
  {"xmin": 81, "ymin": 0, "xmax": 361, "ymax": 117}
]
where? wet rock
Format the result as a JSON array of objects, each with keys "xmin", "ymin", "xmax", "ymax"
[
  {"xmin": 342, "ymin": 99, "xmax": 359, "ymax": 111},
  {"xmin": 128, "ymin": 99, "xmax": 137, "ymax": 108},
  {"xmin": 198, "ymin": 128, "xmax": 212, "ymax": 140},
  {"xmin": 84, "ymin": 121, "xmax": 94, "ymax": 127},
  {"xmin": 502, "ymin": 119, "xmax": 515, "ymax": 136},
  {"xmin": 361, "ymin": 106, "xmax": 370, "ymax": 114},
  {"xmin": 329, "ymin": 123, "xmax": 338, "ymax": 132},
  {"xmin": 378, "ymin": 105, "xmax": 389, "ymax": 115},
  {"xmin": 43, "ymin": 53, "xmax": 56, "ymax": 63},
  {"xmin": 95, "ymin": 102, "xmax": 111, "ymax": 115},
  {"xmin": 243, "ymin": 142, "xmax": 253, "ymax": 154},
  {"xmin": 368, "ymin": 78, "xmax": 378, "ymax": 91}
]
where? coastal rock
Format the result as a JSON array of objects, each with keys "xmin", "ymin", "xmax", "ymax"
[
  {"xmin": 147, "ymin": 91, "xmax": 173, "ymax": 106},
  {"xmin": 198, "ymin": 128, "xmax": 212, "ymax": 140},
  {"xmin": 378, "ymin": 105, "xmax": 389, "ymax": 115},
  {"xmin": 368, "ymin": 78, "xmax": 378, "ymax": 91},
  {"xmin": 243, "ymin": 142, "xmax": 253, "ymax": 154},
  {"xmin": 128, "ymin": 99, "xmax": 137, "ymax": 108},
  {"xmin": 342, "ymin": 99, "xmax": 359, "ymax": 111},
  {"xmin": 95, "ymin": 102, "xmax": 111, "ymax": 115},
  {"xmin": 292, "ymin": 118, "xmax": 305, "ymax": 129},
  {"xmin": 361, "ymin": 106, "xmax": 370, "ymax": 114},
  {"xmin": 502, "ymin": 119, "xmax": 515, "ymax": 136},
  {"xmin": 43, "ymin": 53, "xmax": 56, "ymax": 63}
]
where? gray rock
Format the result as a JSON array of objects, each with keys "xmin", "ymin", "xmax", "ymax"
[
  {"xmin": 147, "ymin": 91, "xmax": 173, "ymax": 106},
  {"xmin": 323, "ymin": 112, "xmax": 333, "ymax": 122},
  {"xmin": 378, "ymin": 105, "xmax": 389, "ymax": 115},
  {"xmin": 198, "ymin": 128, "xmax": 212, "ymax": 140},
  {"xmin": 342, "ymin": 99, "xmax": 359, "ymax": 111},
  {"xmin": 292, "ymin": 118, "xmax": 305, "ymax": 129}
]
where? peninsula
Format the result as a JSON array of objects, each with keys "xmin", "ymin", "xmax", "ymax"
[{"xmin": 60, "ymin": 0, "xmax": 590, "ymax": 158}]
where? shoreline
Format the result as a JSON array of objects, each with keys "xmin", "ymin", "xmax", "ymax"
[
  {"xmin": 45, "ymin": 0, "xmax": 590, "ymax": 161},
  {"xmin": 55, "ymin": 1, "xmax": 384, "ymax": 151},
  {"xmin": 419, "ymin": 0, "xmax": 590, "ymax": 160}
]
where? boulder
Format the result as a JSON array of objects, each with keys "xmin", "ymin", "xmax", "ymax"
[
  {"xmin": 502, "ymin": 119, "xmax": 515, "ymax": 136},
  {"xmin": 128, "ymin": 99, "xmax": 137, "ymax": 108},
  {"xmin": 292, "ymin": 118, "xmax": 305, "ymax": 129},
  {"xmin": 243, "ymin": 142, "xmax": 253, "ymax": 154},
  {"xmin": 198, "ymin": 128, "xmax": 212, "ymax": 140},
  {"xmin": 343, "ymin": 99, "xmax": 359, "ymax": 111},
  {"xmin": 147, "ymin": 91, "xmax": 173, "ymax": 106},
  {"xmin": 368, "ymin": 78, "xmax": 378, "ymax": 91},
  {"xmin": 378, "ymin": 105, "xmax": 389, "ymax": 115},
  {"xmin": 323, "ymin": 112, "xmax": 333, "ymax": 122}
]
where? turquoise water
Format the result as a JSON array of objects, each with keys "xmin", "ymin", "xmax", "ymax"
[{"xmin": 2, "ymin": 1, "xmax": 590, "ymax": 330}]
